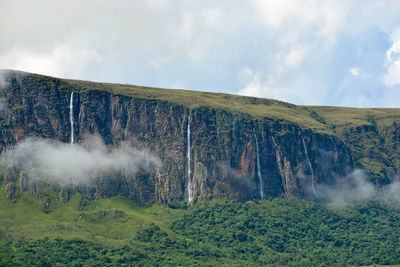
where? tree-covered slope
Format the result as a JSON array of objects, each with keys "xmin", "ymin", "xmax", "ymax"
[
  {"xmin": 1, "ymin": 190, "xmax": 400, "ymax": 266},
  {"xmin": 1, "ymin": 70, "xmax": 400, "ymax": 266}
]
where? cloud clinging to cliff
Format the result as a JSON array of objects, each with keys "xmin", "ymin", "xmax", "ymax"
[
  {"xmin": 1, "ymin": 0, "xmax": 400, "ymax": 107},
  {"xmin": 315, "ymin": 169, "xmax": 400, "ymax": 205},
  {"xmin": 0, "ymin": 135, "xmax": 159, "ymax": 185}
]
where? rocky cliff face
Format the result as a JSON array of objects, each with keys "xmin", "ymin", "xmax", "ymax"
[{"xmin": 0, "ymin": 70, "xmax": 391, "ymax": 204}]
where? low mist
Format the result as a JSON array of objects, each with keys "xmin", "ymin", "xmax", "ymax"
[
  {"xmin": 0, "ymin": 135, "xmax": 160, "ymax": 185},
  {"xmin": 217, "ymin": 162, "xmax": 256, "ymax": 197},
  {"xmin": 317, "ymin": 169, "xmax": 400, "ymax": 205}
]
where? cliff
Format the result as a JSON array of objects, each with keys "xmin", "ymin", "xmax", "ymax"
[{"xmin": 0, "ymin": 69, "xmax": 399, "ymax": 204}]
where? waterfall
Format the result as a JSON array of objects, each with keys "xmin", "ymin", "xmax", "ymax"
[
  {"xmin": 302, "ymin": 137, "xmax": 317, "ymax": 198},
  {"xmin": 69, "ymin": 92, "xmax": 74, "ymax": 145},
  {"xmin": 253, "ymin": 128, "xmax": 264, "ymax": 199},
  {"xmin": 187, "ymin": 116, "xmax": 193, "ymax": 204},
  {"xmin": 69, "ymin": 92, "xmax": 75, "ymax": 186}
]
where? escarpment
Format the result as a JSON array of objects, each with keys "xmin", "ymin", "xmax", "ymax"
[{"xmin": 0, "ymin": 70, "xmax": 399, "ymax": 205}]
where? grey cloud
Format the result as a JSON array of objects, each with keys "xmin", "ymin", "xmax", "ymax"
[
  {"xmin": 0, "ymin": 0, "xmax": 241, "ymax": 80},
  {"xmin": 0, "ymin": 135, "xmax": 160, "ymax": 185},
  {"xmin": 217, "ymin": 162, "xmax": 256, "ymax": 198},
  {"xmin": 381, "ymin": 177, "xmax": 400, "ymax": 202},
  {"xmin": 2, "ymin": 1, "xmax": 400, "ymax": 107},
  {"xmin": 316, "ymin": 169, "xmax": 400, "ymax": 205},
  {"xmin": 317, "ymin": 169, "xmax": 375, "ymax": 205}
]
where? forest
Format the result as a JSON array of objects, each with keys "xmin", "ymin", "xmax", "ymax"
[{"xmin": 1, "ymin": 194, "xmax": 399, "ymax": 266}]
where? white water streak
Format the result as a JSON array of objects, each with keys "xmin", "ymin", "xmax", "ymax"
[
  {"xmin": 69, "ymin": 92, "xmax": 74, "ymax": 145},
  {"xmin": 69, "ymin": 92, "xmax": 75, "ymax": 186},
  {"xmin": 302, "ymin": 137, "xmax": 317, "ymax": 198},
  {"xmin": 253, "ymin": 128, "xmax": 264, "ymax": 199},
  {"xmin": 187, "ymin": 116, "xmax": 193, "ymax": 204}
]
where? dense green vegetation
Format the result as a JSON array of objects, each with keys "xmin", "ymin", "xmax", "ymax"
[{"xmin": 1, "ymin": 188, "xmax": 400, "ymax": 266}]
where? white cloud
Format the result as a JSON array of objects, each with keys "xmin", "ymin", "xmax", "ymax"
[
  {"xmin": 237, "ymin": 0, "xmax": 352, "ymax": 104},
  {"xmin": 350, "ymin": 67, "xmax": 362, "ymax": 76},
  {"xmin": 318, "ymin": 169, "xmax": 400, "ymax": 205},
  {"xmin": 0, "ymin": 44, "xmax": 100, "ymax": 78},
  {"xmin": 384, "ymin": 28, "xmax": 400, "ymax": 87},
  {"xmin": 0, "ymin": 135, "xmax": 159, "ymax": 185},
  {"xmin": 0, "ymin": 0, "xmax": 237, "ymax": 79},
  {"xmin": 349, "ymin": 67, "xmax": 372, "ymax": 79},
  {"xmin": 236, "ymin": 1, "xmax": 400, "ymax": 107},
  {"xmin": 284, "ymin": 46, "xmax": 308, "ymax": 68},
  {"xmin": 1, "ymin": 1, "xmax": 400, "ymax": 106},
  {"xmin": 237, "ymin": 67, "xmax": 294, "ymax": 101},
  {"xmin": 237, "ymin": 75, "xmax": 271, "ymax": 99},
  {"xmin": 166, "ymin": 2, "xmax": 227, "ymax": 60},
  {"xmin": 251, "ymin": 0, "xmax": 351, "ymax": 45}
]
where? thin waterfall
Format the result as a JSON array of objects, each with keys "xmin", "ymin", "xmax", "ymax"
[
  {"xmin": 69, "ymin": 92, "xmax": 74, "ymax": 145},
  {"xmin": 187, "ymin": 116, "xmax": 193, "ymax": 204},
  {"xmin": 69, "ymin": 92, "xmax": 75, "ymax": 186},
  {"xmin": 302, "ymin": 137, "xmax": 317, "ymax": 198},
  {"xmin": 253, "ymin": 128, "xmax": 264, "ymax": 199}
]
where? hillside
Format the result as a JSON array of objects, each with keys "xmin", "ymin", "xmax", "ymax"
[
  {"xmin": 1, "ymin": 189, "xmax": 400, "ymax": 266},
  {"xmin": 0, "ymin": 69, "xmax": 399, "ymax": 205},
  {"xmin": 66, "ymin": 73, "xmax": 400, "ymax": 182},
  {"xmin": 1, "ymin": 70, "xmax": 400, "ymax": 266}
]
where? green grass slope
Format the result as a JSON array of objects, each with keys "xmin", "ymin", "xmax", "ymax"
[
  {"xmin": 0, "ymin": 186, "xmax": 179, "ymax": 245},
  {"xmin": 1, "ymin": 187, "xmax": 400, "ymax": 266}
]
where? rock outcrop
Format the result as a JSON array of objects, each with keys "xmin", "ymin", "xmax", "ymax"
[{"xmin": 0, "ymin": 70, "xmax": 397, "ymax": 204}]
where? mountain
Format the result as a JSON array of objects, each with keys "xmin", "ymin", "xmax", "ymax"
[
  {"xmin": 2, "ymin": 70, "xmax": 400, "ymax": 266},
  {"xmin": 0, "ymin": 69, "xmax": 399, "ymax": 205}
]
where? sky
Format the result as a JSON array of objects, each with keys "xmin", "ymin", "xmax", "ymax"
[{"xmin": 1, "ymin": 0, "xmax": 400, "ymax": 107}]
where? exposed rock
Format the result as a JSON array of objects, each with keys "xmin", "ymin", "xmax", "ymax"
[
  {"xmin": 58, "ymin": 186, "xmax": 71, "ymax": 201},
  {"xmin": 5, "ymin": 182, "xmax": 15, "ymax": 201},
  {"xmin": 18, "ymin": 172, "xmax": 29, "ymax": 192},
  {"xmin": 0, "ymin": 70, "xmax": 397, "ymax": 204},
  {"xmin": 41, "ymin": 197, "xmax": 51, "ymax": 213}
]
